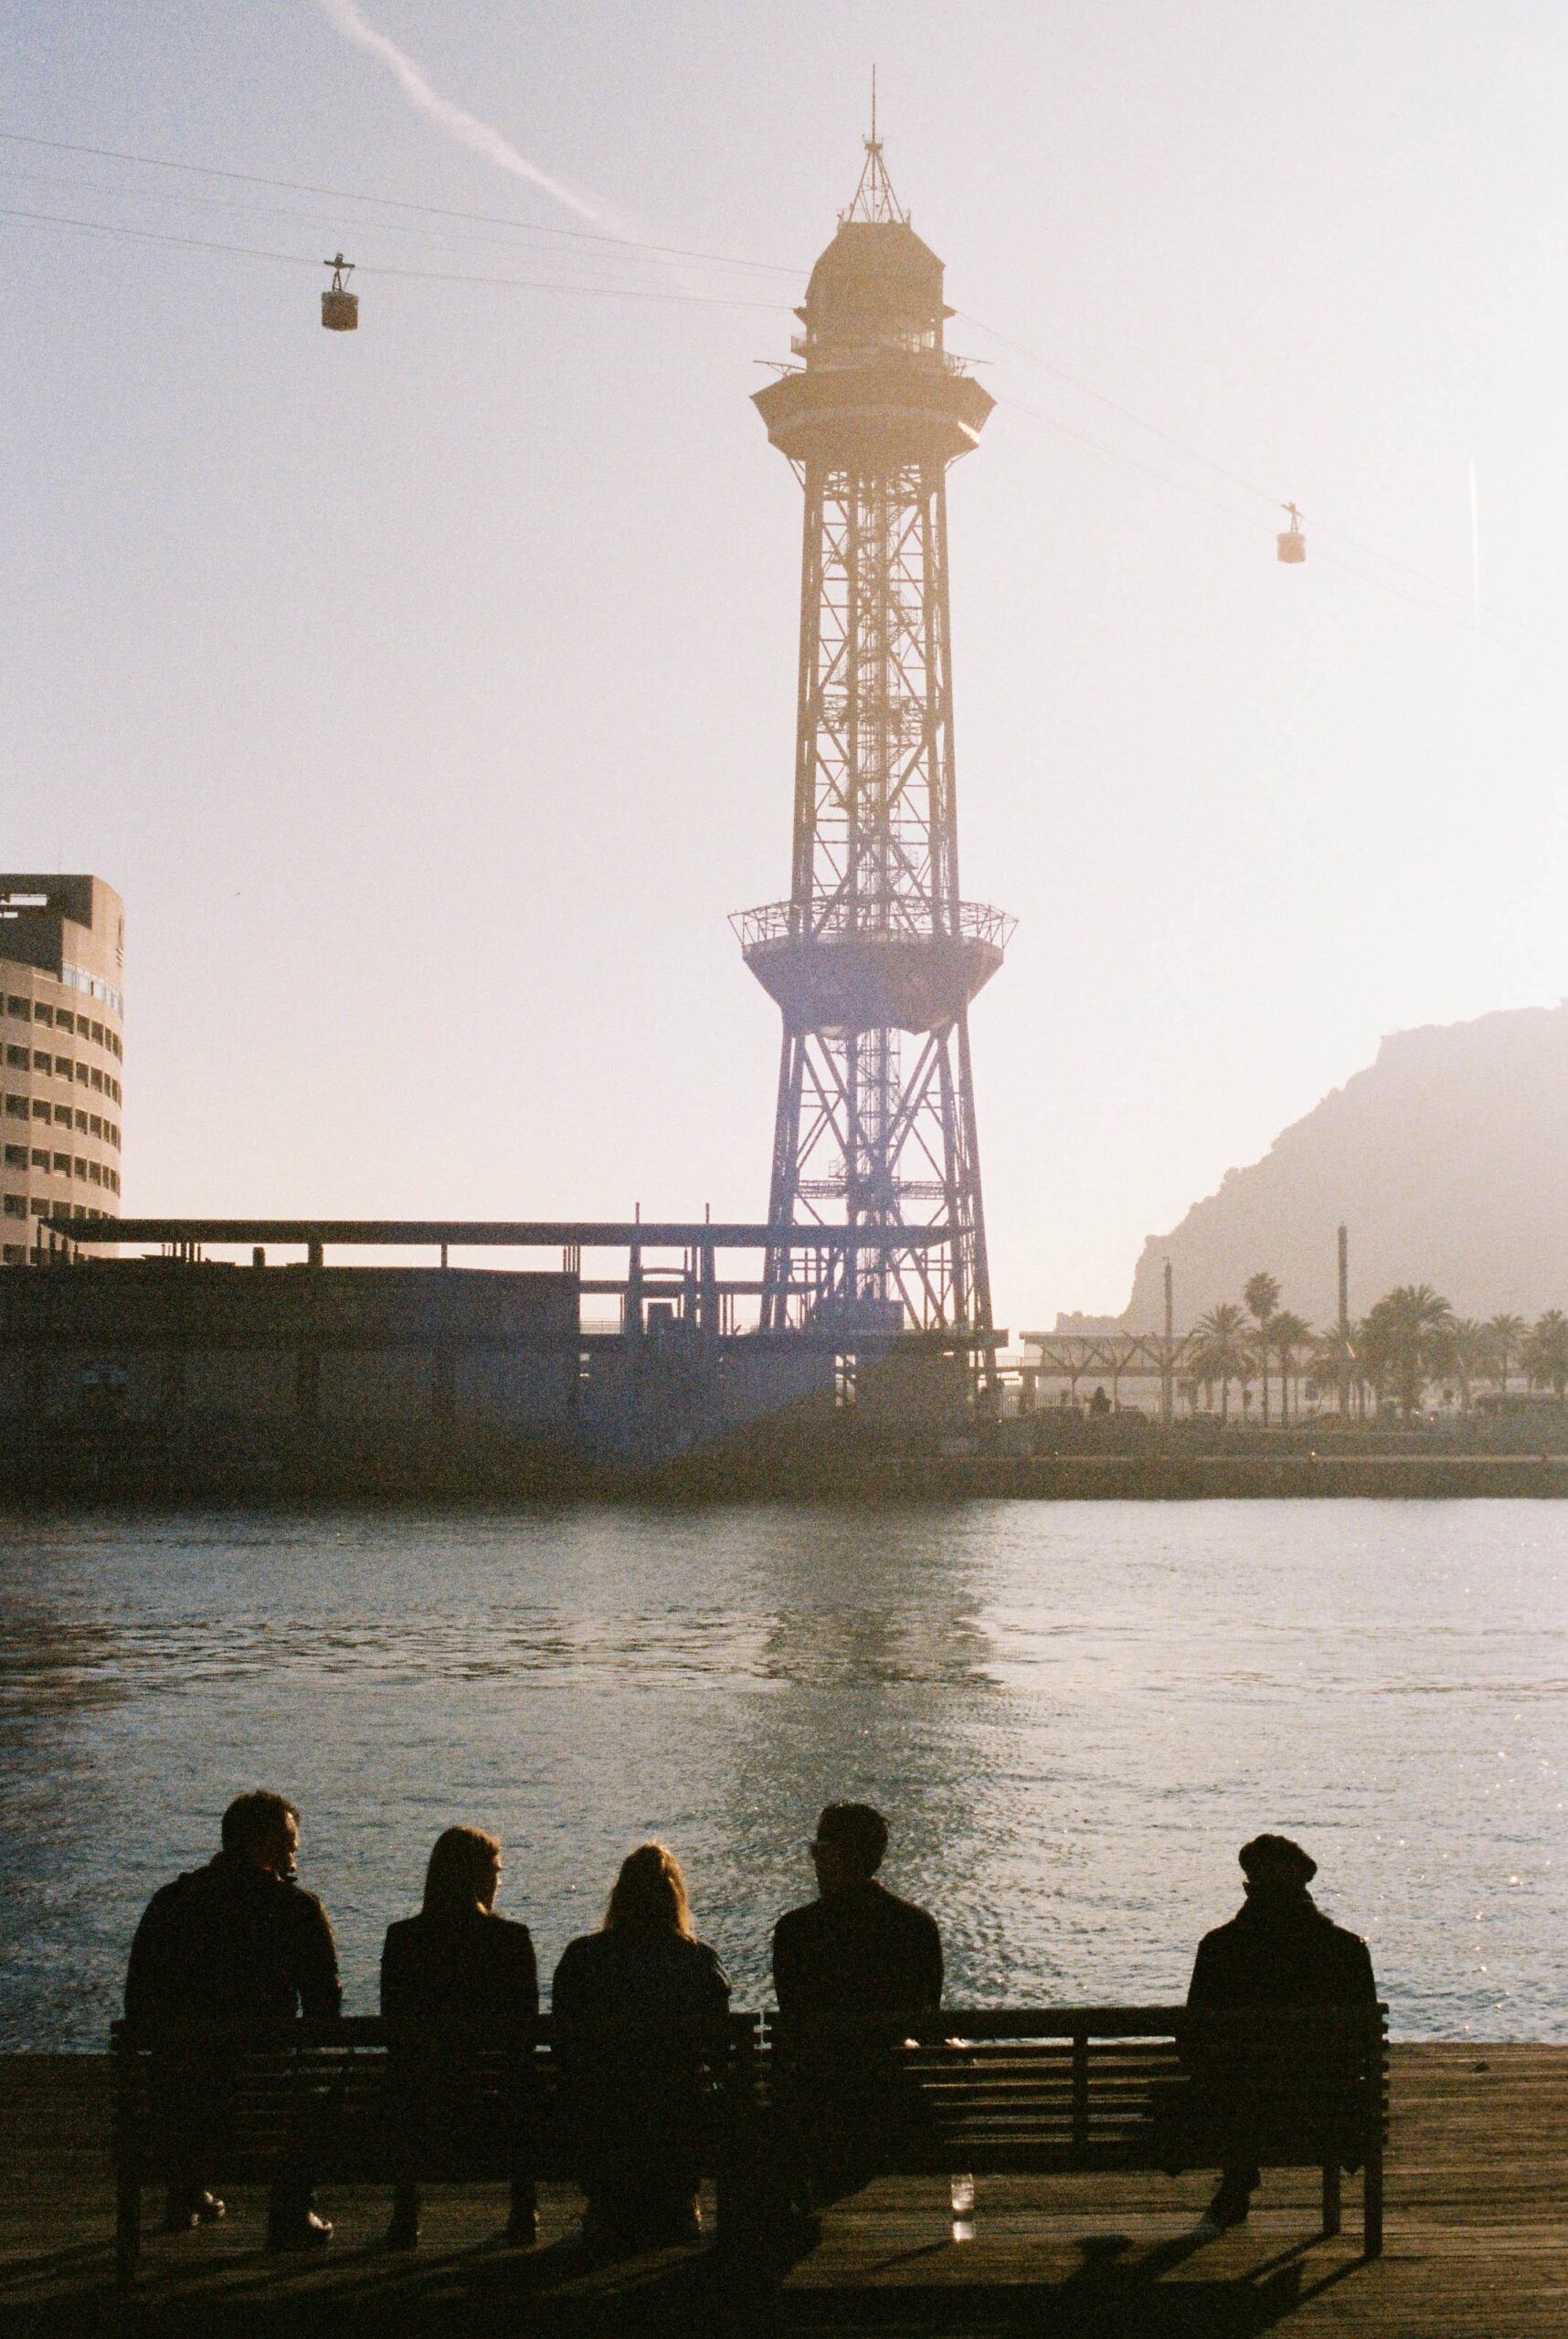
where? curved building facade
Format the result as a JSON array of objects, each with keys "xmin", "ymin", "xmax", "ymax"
[{"xmin": 1, "ymin": 875, "xmax": 125, "ymax": 1262}]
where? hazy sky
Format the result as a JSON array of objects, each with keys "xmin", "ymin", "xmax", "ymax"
[{"xmin": 6, "ymin": 3, "xmax": 1568, "ymax": 1328}]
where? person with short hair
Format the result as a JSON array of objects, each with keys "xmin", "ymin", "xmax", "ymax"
[
  {"xmin": 770, "ymin": 1805, "xmax": 943, "ymax": 2221},
  {"xmin": 1187, "ymin": 1834, "xmax": 1378, "ymax": 2232},
  {"xmin": 123, "ymin": 1791, "xmax": 341, "ymax": 2249},
  {"xmin": 771, "ymin": 1803, "xmax": 942, "ymax": 2016},
  {"xmin": 379, "ymin": 1826, "xmax": 539, "ymax": 2250},
  {"xmin": 551, "ymin": 1844, "xmax": 730, "ymax": 2249}
]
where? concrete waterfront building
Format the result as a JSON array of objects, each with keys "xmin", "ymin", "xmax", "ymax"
[{"xmin": 0, "ymin": 876, "xmax": 125, "ymax": 1263}]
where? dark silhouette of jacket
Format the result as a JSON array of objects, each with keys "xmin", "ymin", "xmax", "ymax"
[
  {"xmin": 772, "ymin": 1879, "xmax": 943, "ymax": 2015},
  {"xmin": 381, "ymin": 1908, "xmax": 538, "ymax": 2040},
  {"xmin": 1187, "ymin": 1886, "xmax": 1377, "ymax": 2012},
  {"xmin": 125, "ymin": 1853, "xmax": 340, "ymax": 2027}
]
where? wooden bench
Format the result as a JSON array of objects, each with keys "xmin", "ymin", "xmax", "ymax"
[
  {"xmin": 110, "ymin": 2012, "xmax": 760, "ymax": 2285},
  {"xmin": 762, "ymin": 2004, "xmax": 1389, "ymax": 2258}
]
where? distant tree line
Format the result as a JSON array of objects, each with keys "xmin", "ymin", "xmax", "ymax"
[{"xmin": 1185, "ymin": 1275, "xmax": 1568, "ymax": 1420}]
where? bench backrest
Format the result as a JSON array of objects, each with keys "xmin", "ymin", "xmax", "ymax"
[
  {"xmin": 111, "ymin": 2013, "xmax": 760, "ymax": 2184},
  {"xmin": 761, "ymin": 2006, "xmax": 1388, "ymax": 2173}
]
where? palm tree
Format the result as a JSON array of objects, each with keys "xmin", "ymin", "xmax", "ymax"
[
  {"xmin": 1308, "ymin": 1324, "xmax": 1358, "ymax": 1416},
  {"xmin": 1484, "ymin": 1312, "xmax": 1527, "ymax": 1394},
  {"xmin": 1269, "ymin": 1311, "xmax": 1312, "ymax": 1427},
  {"xmin": 1445, "ymin": 1319, "xmax": 1486, "ymax": 1414},
  {"xmin": 1363, "ymin": 1285, "xmax": 1453, "ymax": 1418},
  {"xmin": 1244, "ymin": 1273, "xmax": 1281, "ymax": 1426},
  {"xmin": 1524, "ymin": 1309, "xmax": 1568, "ymax": 1405},
  {"xmin": 1192, "ymin": 1303, "xmax": 1250, "ymax": 1424}
]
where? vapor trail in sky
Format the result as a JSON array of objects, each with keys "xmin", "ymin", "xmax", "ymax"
[{"xmin": 313, "ymin": 0, "xmax": 609, "ymax": 229}]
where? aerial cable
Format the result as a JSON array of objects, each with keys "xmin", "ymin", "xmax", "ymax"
[
  {"xmin": 0, "ymin": 205, "xmax": 792, "ymax": 310},
  {"xmin": 968, "ymin": 309, "xmax": 1563, "ymax": 650},
  {"xmin": 0, "ymin": 128, "xmax": 803, "ymax": 280}
]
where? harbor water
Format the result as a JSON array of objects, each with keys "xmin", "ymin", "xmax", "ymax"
[{"xmin": 1, "ymin": 1499, "xmax": 1563, "ymax": 2048}]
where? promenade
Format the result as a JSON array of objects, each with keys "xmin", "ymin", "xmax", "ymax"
[{"xmin": 4, "ymin": 2044, "xmax": 1564, "ymax": 2334}]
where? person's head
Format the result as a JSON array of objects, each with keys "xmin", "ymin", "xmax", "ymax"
[
  {"xmin": 602, "ymin": 1842, "xmax": 694, "ymax": 1939},
  {"xmin": 810, "ymin": 1803, "xmax": 889, "ymax": 1897},
  {"xmin": 1238, "ymin": 1834, "xmax": 1318, "ymax": 1895},
  {"xmin": 221, "ymin": 1792, "xmax": 300, "ymax": 1877},
  {"xmin": 422, "ymin": 1826, "xmax": 503, "ymax": 1919}
]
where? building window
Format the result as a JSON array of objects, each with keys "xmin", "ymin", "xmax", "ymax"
[
  {"xmin": 109, "ymin": 1076, "xmax": 121, "ymax": 1102},
  {"xmin": 4, "ymin": 1095, "xmax": 26, "ymax": 1119},
  {"xmin": 2, "ymin": 1243, "xmax": 21, "ymax": 1265},
  {"xmin": 33, "ymin": 1052, "xmax": 50, "ymax": 1074},
  {"xmin": 76, "ymin": 1064, "xmax": 88, "ymax": 1085},
  {"xmin": 33, "ymin": 1003, "xmax": 50, "ymax": 1023},
  {"xmin": 5, "ymin": 997, "xmax": 26, "ymax": 1018},
  {"xmin": 53, "ymin": 1152, "xmax": 69, "ymax": 1173},
  {"xmin": 50, "ymin": 1104, "xmax": 68, "ymax": 1125},
  {"xmin": 30, "ymin": 1198, "xmax": 48, "ymax": 1216},
  {"xmin": 90, "ymin": 1021, "xmax": 103, "ymax": 1044},
  {"xmin": 2, "ymin": 1194, "xmax": 25, "ymax": 1218},
  {"xmin": 74, "ymin": 1110, "xmax": 88, "ymax": 1133},
  {"xmin": 108, "ymin": 1124, "xmax": 120, "ymax": 1148},
  {"xmin": 74, "ymin": 1159, "xmax": 87, "ymax": 1180},
  {"xmin": 4, "ymin": 1145, "xmax": 25, "ymax": 1168},
  {"xmin": 89, "ymin": 1114, "xmax": 101, "ymax": 1137},
  {"xmin": 91, "ymin": 1068, "xmax": 103, "ymax": 1092},
  {"xmin": 29, "ymin": 1148, "xmax": 46, "ymax": 1170},
  {"xmin": 5, "ymin": 1046, "xmax": 25, "ymax": 1069},
  {"xmin": 89, "ymin": 1161, "xmax": 102, "ymax": 1184},
  {"xmin": 107, "ymin": 1169, "xmax": 119, "ymax": 1194}
]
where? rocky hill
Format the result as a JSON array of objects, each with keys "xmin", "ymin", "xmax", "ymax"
[{"xmin": 1120, "ymin": 1003, "xmax": 1568, "ymax": 1331}]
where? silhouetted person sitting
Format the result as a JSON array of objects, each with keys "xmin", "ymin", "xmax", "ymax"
[
  {"xmin": 1187, "ymin": 1834, "xmax": 1377, "ymax": 2232},
  {"xmin": 380, "ymin": 1826, "xmax": 539, "ymax": 2250},
  {"xmin": 771, "ymin": 1804, "xmax": 942, "ymax": 2213},
  {"xmin": 773, "ymin": 1803, "xmax": 942, "ymax": 2016},
  {"xmin": 551, "ymin": 1843, "xmax": 730, "ymax": 2250},
  {"xmin": 123, "ymin": 1790, "xmax": 341, "ymax": 2249}
]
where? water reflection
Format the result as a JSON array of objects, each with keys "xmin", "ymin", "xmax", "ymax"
[{"xmin": 0, "ymin": 1501, "xmax": 1563, "ymax": 2046}]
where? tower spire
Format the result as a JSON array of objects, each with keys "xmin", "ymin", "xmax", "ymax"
[{"xmin": 844, "ymin": 68, "xmax": 907, "ymax": 224}]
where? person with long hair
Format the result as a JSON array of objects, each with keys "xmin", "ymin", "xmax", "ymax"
[
  {"xmin": 550, "ymin": 1843, "xmax": 729, "ymax": 2249},
  {"xmin": 380, "ymin": 1826, "xmax": 538, "ymax": 2250}
]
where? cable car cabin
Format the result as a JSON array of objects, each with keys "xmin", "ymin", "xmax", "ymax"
[
  {"xmin": 322, "ymin": 253, "xmax": 357, "ymax": 333},
  {"xmin": 1277, "ymin": 503, "xmax": 1306, "ymax": 564}
]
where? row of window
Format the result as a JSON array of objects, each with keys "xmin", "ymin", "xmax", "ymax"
[
  {"xmin": 61, "ymin": 959, "xmax": 124, "ymax": 1017},
  {"xmin": 1, "ymin": 1203, "xmax": 107, "ymax": 1260},
  {"xmin": 1, "ymin": 1188, "xmax": 117, "ymax": 1225},
  {"xmin": 3, "ymin": 1044, "xmax": 122, "ymax": 1102},
  {"xmin": 5, "ymin": 1143, "xmax": 122, "ymax": 1186},
  {"xmin": 2, "ymin": 994, "xmax": 122, "ymax": 1058},
  {"xmin": 3, "ymin": 1095, "xmax": 121, "ymax": 1146},
  {"xmin": 2, "ymin": 1158, "xmax": 121, "ymax": 1208}
]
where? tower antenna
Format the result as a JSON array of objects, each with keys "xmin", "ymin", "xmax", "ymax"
[{"xmin": 844, "ymin": 67, "xmax": 906, "ymax": 224}]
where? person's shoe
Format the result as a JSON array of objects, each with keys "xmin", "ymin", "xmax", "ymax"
[
  {"xmin": 266, "ymin": 2210, "xmax": 334, "ymax": 2254},
  {"xmin": 503, "ymin": 2207, "xmax": 538, "ymax": 2248},
  {"xmin": 1196, "ymin": 2179, "xmax": 1253, "ymax": 2236},
  {"xmin": 161, "ymin": 2189, "xmax": 225, "ymax": 2233}
]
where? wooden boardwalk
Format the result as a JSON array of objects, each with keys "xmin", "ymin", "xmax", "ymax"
[{"xmin": 3, "ymin": 2044, "xmax": 1564, "ymax": 2334}]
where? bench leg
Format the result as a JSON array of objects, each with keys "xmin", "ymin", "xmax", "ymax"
[
  {"xmin": 1320, "ymin": 2161, "xmax": 1341, "ymax": 2238},
  {"xmin": 1363, "ymin": 2138, "xmax": 1384, "ymax": 2259},
  {"xmin": 116, "ymin": 2173, "xmax": 141, "ymax": 2288}
]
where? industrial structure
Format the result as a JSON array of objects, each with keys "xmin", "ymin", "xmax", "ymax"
[
  {"xmin": 734, "ymin": 125, "xmax": 1011, "ymax": 1366},
  {"xmin": 1, "ymin": 876, "xmax": 125, "ymax": 1264}
]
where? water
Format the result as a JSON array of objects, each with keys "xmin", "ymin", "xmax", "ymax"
[{"xmin": 1, "ymin": 1500, "xmax": 1563, "ymax": 2049}]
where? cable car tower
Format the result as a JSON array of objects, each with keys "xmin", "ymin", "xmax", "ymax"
[{"xmin": 733, "ymin": 120, "xmax": 1012, "ymax": 1366}]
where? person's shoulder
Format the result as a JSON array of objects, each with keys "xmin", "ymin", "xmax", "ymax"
[
  {"xmin": 772, "ymin": 1900, "xmax": 821, "ymax": 1944},
  {"xmin": 482, "ymin": 1911, "xmax": 535, "ymax": 1954},
  {"xmin": 873, "ymin": 1880, "xmax": 940, "ymax": 1935},
  {"xmin": 381, "ymin": 1913, "xmax": 419, "ymax": 1953},
  {"xmin": 552, "ymin": 1931, "xmax": 599, "ymax": 1975}
]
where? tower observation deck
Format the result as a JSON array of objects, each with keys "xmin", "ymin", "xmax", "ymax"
[{"xmin": 734, "ymin": 127, "xmax": 1012, "ymax": 1359}]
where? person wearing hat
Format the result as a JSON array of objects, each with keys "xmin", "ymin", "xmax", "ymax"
[{"xmin": 1186, "ymin": 1835, "xmax": 1377, "ymax": 2232}]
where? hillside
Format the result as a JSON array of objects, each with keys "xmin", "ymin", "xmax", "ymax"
[{"xmin": 1120, "ymin": 1003, "xmax": 1568, "ymax": 1331}]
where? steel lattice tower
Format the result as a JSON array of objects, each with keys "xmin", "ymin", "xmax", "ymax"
[{"xmin": 734, "ymin": 128, "xmax": 1012, "ymax": 1356}]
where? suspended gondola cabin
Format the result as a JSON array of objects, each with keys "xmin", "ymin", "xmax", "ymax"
[
  {"xmin": 322, "ymin": 254, "xmax": 357, "ymax": 332},
  {"xmin": 1277, "ymin": 502, "xmax": 1305, "ymax": 563}
]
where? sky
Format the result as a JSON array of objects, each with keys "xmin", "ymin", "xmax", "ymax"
[{"xmin": 5, "ymin": 1, "xmax": 1568, "ymax": 1330}]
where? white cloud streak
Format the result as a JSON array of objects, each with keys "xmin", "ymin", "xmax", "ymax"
[{"xmin": 313, "ymin": 0, "xmax": 609, "ymax": 230}]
